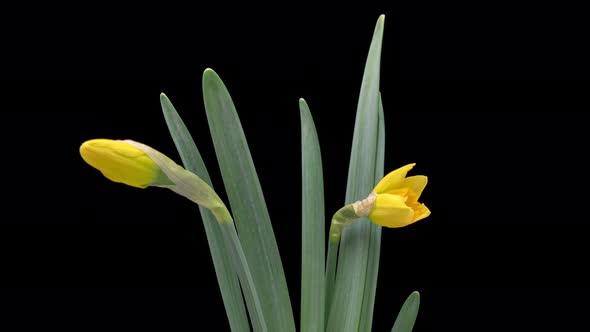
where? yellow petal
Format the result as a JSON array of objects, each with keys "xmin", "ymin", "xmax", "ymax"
[
  {"xmin": 383, "ymin": 188, "xmax": 409, "ymax": 199},
  {"xmin": 372, "ymin": 163, "xmax": 415, "ymax": 193},
  {"xmin": 368, "ymin": 193, "xmax": 415, "ymax": 228},
  {"xmin": 401, "ymin": 175, "xmax": 428, "ymax": 199},
  {"xmin": 412, "ymin": 203, "xmax": 431, "ymax": 222},
  {"xmin": 80, "ymin": 139, "xmax": 164, "ymax": 188}
]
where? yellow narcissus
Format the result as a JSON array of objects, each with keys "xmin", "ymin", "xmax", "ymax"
[
  {"xmin": 80, "ymin": 138, "xmax": 231, "ymax": 223},
  {"xmin": 329, "ymin": 163, "xmax": 430, "ymax": 240},
  {"xmin": 367, "ymin": 163, "xmax": 430, "ymax": 228},
  {"xmin": 80, "ymin": 139, "xmax": 172, "ymax": 188}
]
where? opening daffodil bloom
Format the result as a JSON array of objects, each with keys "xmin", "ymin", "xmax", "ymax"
[
  {"xmin": 329, "ymin": 163, "xmax": 430, "ymax": 239},
  {"xmin": 80, "ymin": 138, "xmax": 231, "ymax": 223},
  {"xmin": 366, "ymin": 163, "xmax": 430, "ymax": 228}
]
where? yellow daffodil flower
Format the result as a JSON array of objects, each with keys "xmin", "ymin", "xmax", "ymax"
[
  {"xmin": 80, "ymin": 138, "xmax": 231, "ymax": 223},
  {"xmin": 329, "ymin": 163, "xmax": 430, "ymax": 240},
  {"xmin": 367, "ymin": 163, "xmax": 430, "ymax": 228}
]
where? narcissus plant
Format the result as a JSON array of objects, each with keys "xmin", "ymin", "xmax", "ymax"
[{"xmin": 79, "ymin": 15, "xmax": 428, "ymax": 332}]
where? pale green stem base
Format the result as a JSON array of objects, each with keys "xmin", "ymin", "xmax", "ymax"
[{"xmin": 325, "ymin": 204, "xmax": 362, "ymax": 324}]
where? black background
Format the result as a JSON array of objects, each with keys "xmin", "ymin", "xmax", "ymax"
[{"xmin": 2, "ymin": 3, "xmax": 589, "ymax": 331}]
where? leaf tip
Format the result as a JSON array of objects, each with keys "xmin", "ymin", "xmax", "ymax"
[
  {"xmin": 376, "ymin": 14, "xmax": 385, "ymax": 30},
  {"xmin": 407, "ymin": 291, "xmax": 421, "ymax": 309},
  {"xmin": 202, "ymin": 68, "xmax": 222, "ymax": 86},
  {"xmin": 203, "ymin": 67, "xmax": 216, "ymax": 79}
]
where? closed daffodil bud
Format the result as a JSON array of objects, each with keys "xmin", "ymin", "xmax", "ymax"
[
  {"xmin": 80, "ymin": 139, "xmax": 172, "ymax": 188},
  {"xmin": 80, "ymin": 138, "xmax": 231, "ymax": 223},
  {"xmin": 365, "ymin": 163, "xmax": 430, "ymax": 228}
]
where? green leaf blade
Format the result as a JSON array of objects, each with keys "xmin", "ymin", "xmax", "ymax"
[
  {"xmin": 219, "ymin": 222, "xmax": 268, "ymax": 332},
  {"xmin": 202, "ymin": 69, "xmax": 296, "ymax": 332},
  {"xmin": 391, "ymin": 291, "xmax": 420, "ymax": 332},
  {"xmin": 160, "ymin": 94, "xmax": 250, "ymax": 332},
  {"xmin": 359, "ymin": 94, "xmax": 386, "ymax": 332},
  {"xmin": 299, "ymin": 98, "xmax": 326, "ymax": 332},
  {"xmin": 327, "ymin": 15, "xmax": 385, "ymax": 332}
]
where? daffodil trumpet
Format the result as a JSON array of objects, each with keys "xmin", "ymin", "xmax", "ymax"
[
  {"xmin": 80, "ymin": 138, "xmax": 232, "ymax": 223},
  {"xmin": 329, "ymin": 163, "xmax": 431, "ymax": 241}
]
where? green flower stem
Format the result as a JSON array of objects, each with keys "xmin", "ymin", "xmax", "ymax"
[
  {"xmin": 219, "ymin": 220, "xmax": 268, "ymax": 332},
  {"xmin": 211, "ymin": 206, "xmax": 233, "ymax": 225},
  {"xmin": 329, "ymin": 204, "xmax": 360, "ymax": 242},
  {"xmin": 325, "ymin": 204, "xmax": 360, "ymax": 321},
  {"xmin": 325, "ymin": 238, "xmax": 339, "ymax": 326}
]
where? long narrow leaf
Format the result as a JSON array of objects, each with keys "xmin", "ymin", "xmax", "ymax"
[
  {"xmin": 219, "ymin": 222, "xmax": 268, "ymax": 332},
  {"xmin": 160, "ymin": 94, "xmax": 250, "ymax": 332},
  {"xmin": 391, "ymin": 291, "xmax": 420, "ymax": 332},
  {"xmin": 202, "ymin": 69, "xmax": 296, "ymax": 332},
  {"xmin": 359, "ymin": 94, "xmax": 385, "ymax": 331},
  {"xmin": 299, "ymin": 98, "xmax": 325, "ymax": 332},
  {"xmin": 327, "ymin": 15, "xmax": 385, "ymax": 332}
]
